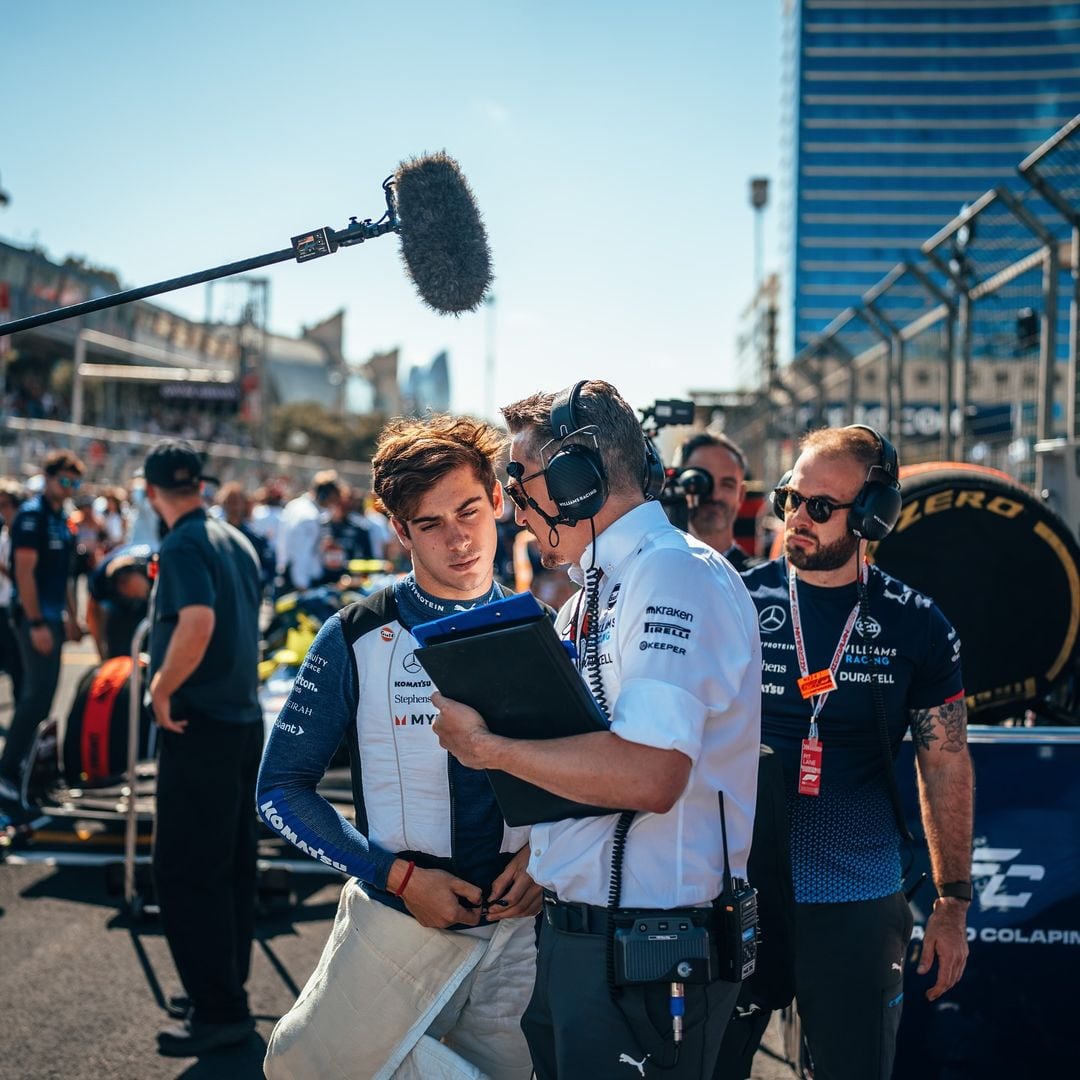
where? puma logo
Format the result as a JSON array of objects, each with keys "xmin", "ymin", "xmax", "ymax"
[
  {"xmin": 619, "ymin": 1052, "xmax": 648, "ymax": 1076},
  {"xmin": 891, "ymin": 962, "xmax": 903, "ymax": 972}
]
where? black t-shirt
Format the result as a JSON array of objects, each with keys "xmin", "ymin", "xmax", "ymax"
[
  {"xmin": 9, "ymin": 495, "xmax": 75, "ymax": 621},
  {"xmin": 723, "ymin": 544, "xmax": 761, "ymax": 573},
  {"xmin": 149, "ymin": 508, "xmax": 261, "ymax": 725},
  {"xmin": 741, "ymin": 557, "xmax": 963, "ymax": 903}
]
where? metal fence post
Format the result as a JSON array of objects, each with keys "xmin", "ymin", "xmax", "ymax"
[
  {"xmin": 905, "ymin": 262, "xmax": 956, "ymax": 460},
  {"xmin": 996, "ymin": 186, "xmax": 1060, "ymax": 486}
]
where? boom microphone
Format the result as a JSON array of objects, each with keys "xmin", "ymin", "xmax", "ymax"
[
  {"xmin": 0, "ymin": 151, "xmax": 493, "ymax": 336},
  {"xmin": 393, "ymin": 151, "xmax": 493, "ymax": 315}
]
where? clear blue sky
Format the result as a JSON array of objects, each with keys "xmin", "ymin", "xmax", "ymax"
[{"xmin": 1, "ymin": 1, "xmax": 781, "ymax": 421}]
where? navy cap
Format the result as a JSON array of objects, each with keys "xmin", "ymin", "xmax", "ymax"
[{"xmin": 143, "ymin": 439, "xmax": 218, "ymax": 490}]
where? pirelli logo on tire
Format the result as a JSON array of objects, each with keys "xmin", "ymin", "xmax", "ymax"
[
  {"xmin": 869, "ymin": 465, "xmax": 1080, "ymax": 723},
  {"xmin": 892, "ymin": 488, "xmax": 1025, "ymax": 534}
]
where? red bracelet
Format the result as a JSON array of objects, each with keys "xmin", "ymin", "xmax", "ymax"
[{"xmin": 392, "ymin": 860, "xmax": 416, "ymax": 897}]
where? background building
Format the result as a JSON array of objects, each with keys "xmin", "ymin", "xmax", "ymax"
[{"xmin": 784, "ymin": 0, "xmax": 1080, "ymax": 357}]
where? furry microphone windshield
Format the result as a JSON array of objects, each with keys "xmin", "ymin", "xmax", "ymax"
[{"xmin": 393, "ymin": 151, "xmax": 494, "ymax": 315}]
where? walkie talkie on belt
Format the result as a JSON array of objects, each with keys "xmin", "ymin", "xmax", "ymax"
[{"xmin": 712, "ymin": 791, "xmax": 759, "ymax": 983}]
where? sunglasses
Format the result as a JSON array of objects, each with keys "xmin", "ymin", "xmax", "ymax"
[
  {"xmin": 57, "ymin": 476, "xmax": 82, "ymax": 491},
  {"xmin": 773, "ymin": 487, "xmax": 854, "ymax": 525},
  {"xmin": 504, "ymin": 463, "xmax": 545, "ymax": 513}
]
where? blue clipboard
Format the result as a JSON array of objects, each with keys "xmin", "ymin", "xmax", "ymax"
[
  {"xmin": 412, "ymin": 593, "xmax": 617, "ymax": 826},
  {"xmin": 411, "ymin": 591, "xmax": 545, "ymax": 647}
]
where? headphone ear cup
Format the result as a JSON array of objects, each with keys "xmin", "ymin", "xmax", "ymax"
[
  {"xmin": 544, "ymin": 445, "xmax": 608, "ymax": 525},
  {"xmin": 642, "ymin": 437, "xmax": 665, "ymax": 502},
  {"xmin": 848, "ymin": 482, "xmax": 902, "ymax": 541}
]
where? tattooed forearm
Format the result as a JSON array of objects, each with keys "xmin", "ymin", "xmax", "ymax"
[
  {"xmin": 910, "ymin": 699, "xmax": 967, "ymax": 753},
  {"xmin": 939, "ymin": 699, "xmax": 968, "ymax": 752},
  {"xmin": 910, "ymin": 708, "xmax": 938, "ymax": 750}
]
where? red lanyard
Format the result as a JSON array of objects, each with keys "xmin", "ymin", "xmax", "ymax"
[{"xmin": 788, "ymin": 562, "xmax": 866, "ymax": 739}]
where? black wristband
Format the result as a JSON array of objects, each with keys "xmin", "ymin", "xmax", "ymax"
[
  {"xmin": 28, "ymin": 618, "xmax": 46, "ymax": 629},
  {"xmin": 937, "ymin": 880, "xmax": 973, "ymax": 902}
]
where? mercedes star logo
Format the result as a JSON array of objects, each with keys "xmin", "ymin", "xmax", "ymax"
[
  {"xmin": 759, "ymin": 605, "xmax": 787, "ymax": 634},
  {"xmin": 403, "ymin": 652, "xmax": 422, "ymax": 674}
]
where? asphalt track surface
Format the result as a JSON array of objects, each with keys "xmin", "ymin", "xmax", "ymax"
[{"xmin": 0, "ymin": 638, "xmax": 794, "ymax": 1080}]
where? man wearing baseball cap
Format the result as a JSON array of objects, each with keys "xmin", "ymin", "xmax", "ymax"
[{"xmin": 142, "ymin": 439, "xmax": 264, "ymax": 1057}]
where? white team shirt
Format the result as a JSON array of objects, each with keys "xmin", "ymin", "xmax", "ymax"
[
  {"xmin": 276, "ymin": 494, "xmax": 324, "ymax": 589},
  {"xmin": 527, "ymin": 501, "xmax": 762, "ymax": 909}
]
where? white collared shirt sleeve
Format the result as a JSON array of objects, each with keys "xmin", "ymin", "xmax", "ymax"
[{"xmin": 611, "ymin": 546, "xmax": 757, "ymax": 760}]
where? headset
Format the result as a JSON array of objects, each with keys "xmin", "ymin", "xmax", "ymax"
[
  {"xmin": 771, "ymin": 424, "xmax": 902, "ymax": 542},
  {"xmin": 542, "ymin": 381, "xmax": 666, "ymax": 526}
]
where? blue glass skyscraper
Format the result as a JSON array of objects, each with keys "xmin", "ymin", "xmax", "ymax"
[{"xmin": 787, "ymin": 1, "xmax": 1080, "ymax": 358}]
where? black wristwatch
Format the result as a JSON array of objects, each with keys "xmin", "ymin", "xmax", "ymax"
[{"xmin": 937, "ymin": 880, "xmax": 973, "ymax": 903}]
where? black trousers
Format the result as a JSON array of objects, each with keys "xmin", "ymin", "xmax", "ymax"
[
  {"xmin": 793, "ymin": 892, "xmax": 913, "ymax": 1080},
  {"xmin": 719, "ymin": 892, "xmax": 914, "ymax": 1080},
  {"xmin": 0, "ymin": 606, "xmax": 24, "ymax": 707},
  {"xmin": 0, "ymin": 617, "xmax": 62, "ymax": 788},
  {"xmin": 153, "ymin": 715, "xmax": 263, "ymax": 1025},
  {"xmin": 523, "ymin": 907, "xmax": 741, "ymax": 1079}
]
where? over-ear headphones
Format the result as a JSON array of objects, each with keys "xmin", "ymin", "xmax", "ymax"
[
  {"xmin": 846, "ymin": 425, "xmax": 901, "ymax": 540},
  {"xmin": 770, "ymin": 425, "xmax": 901, "ymax": 542},
  {"xmin": 543, "ymin": 381, "xmax": 666, "ymax": 526}
]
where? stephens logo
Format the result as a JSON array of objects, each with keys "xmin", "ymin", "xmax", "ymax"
[{"xmin": 381, "ymin": 627, "xmax": 395, "ymax": 642}]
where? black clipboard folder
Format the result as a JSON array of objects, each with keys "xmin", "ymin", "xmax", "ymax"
[{"xmin": 412, "ymin": 592, "xmax": 616, "ymax": 826}]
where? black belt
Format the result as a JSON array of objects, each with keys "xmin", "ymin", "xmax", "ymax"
[
  {"xmin": 543, "ymin": 890, "xmax": 715, "ymax": 936},
  {"xmin": 542, "ymin": 891, "xmax": 613, "ymax": 935}
]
